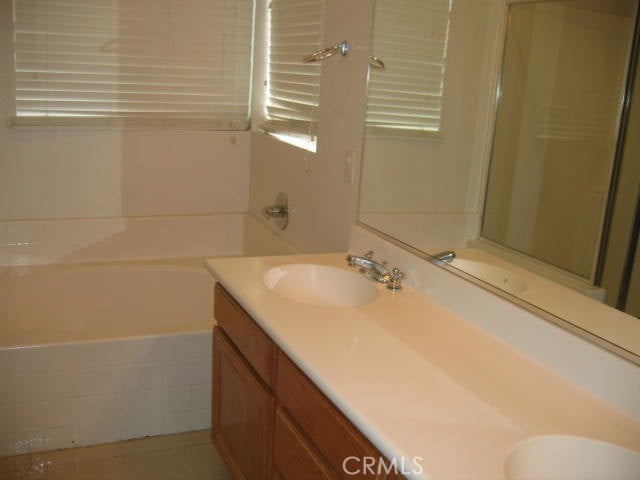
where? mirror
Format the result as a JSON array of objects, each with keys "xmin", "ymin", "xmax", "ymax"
[{"xmin": 358, "ymin": 0, "xmax": 640, "ymax": 362}]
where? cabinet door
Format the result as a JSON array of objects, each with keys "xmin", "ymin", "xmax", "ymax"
[
  {"xmin": 213, "ymin": 327, "xmax": 274, "ymax": 480},
  {"xmin": 272, "ymin": 407, "xmax": 336, "ymax": 480},
  {"xmin": 276, "ymin": 351, "xmax": 387, "ymax": 480}
]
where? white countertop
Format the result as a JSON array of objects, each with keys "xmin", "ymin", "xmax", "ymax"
[{"xmin": 205, "ymin": 253, "xmax": 640, "ymax": 480}]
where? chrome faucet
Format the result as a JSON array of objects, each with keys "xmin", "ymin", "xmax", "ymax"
[
  {"xmin": 431, "ymin": 250, "xmax": 456, "ymax": 263},
  {"xmin": 346, "ymin": 250, "xmax": 389, "ymax": 282},
  {"xmin": 346, "ymin": 250, "xmax": 406, "ymax": 290}
]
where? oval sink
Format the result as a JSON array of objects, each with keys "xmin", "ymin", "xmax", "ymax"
[
  {"xmin": 451, "ymin": 258, "xmax": 526, "ymax": 294},
  {"xmin": 505, "ymin": 435, "xmax": 640, "ymax": 480},
  {"xmin": 263, "ymin": 264, "xmax": 379, "ymax": 308}
]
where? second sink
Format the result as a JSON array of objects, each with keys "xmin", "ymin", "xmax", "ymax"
[{"xmin": 504, "ymin": 435, "xmax": 640, "ymax": 480}]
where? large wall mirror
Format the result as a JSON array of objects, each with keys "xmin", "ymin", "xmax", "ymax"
[{"xmin": 358, "ymin": 0, "xmax": 640, "ymax": 363}]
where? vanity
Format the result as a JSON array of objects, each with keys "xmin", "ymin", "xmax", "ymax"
[
  {"xmin": 205, "ymin": 253, "xmax": 640, "ymax": 480},
  {"xmin": 212, "ymin": 283, "xmax": 401, "ymax": 480}
]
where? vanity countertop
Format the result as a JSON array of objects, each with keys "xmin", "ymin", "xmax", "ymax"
[{"xmin": 205, "ymin": 253, "xmax": 640, "ymax": 480}]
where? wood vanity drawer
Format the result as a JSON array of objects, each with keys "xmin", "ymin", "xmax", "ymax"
[
  {"xmin": 272, "ymin": 407, "xmax": 336, "ymax": 480},
  {"xmin": 275, "ymin": 351, "xmax": 386, "ymax": 480},
  {"xmin": 214, "ymin": 283, "xmax": 276, "ymax": 387}
]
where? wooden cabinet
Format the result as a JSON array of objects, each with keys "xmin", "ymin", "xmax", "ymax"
[
  {"xmin": 214, "ymin": 284, "xmax": 276, "ymax": 386},
  {"xmin": 276, "ymin": 351, "xmax": 385, "ymax": 479},
  {"xmin": 212, "ymin": 284, "xmax": 404, "ymax": 480},
  {"xmin": 272, "ymin": 407, "xmax": 336, "ymax": 480},
  {"xmin": 212, "ymin": 328, "xmax": 274, "ymax": 480}
]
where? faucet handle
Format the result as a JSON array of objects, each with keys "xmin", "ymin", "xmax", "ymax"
[
  {"xmin": 386, "ymin": 267, "xmax": 405, "ymax": 291},
  {"xmin": 364, "ymin": 250, "xmax": 374, "ymax": 260}
]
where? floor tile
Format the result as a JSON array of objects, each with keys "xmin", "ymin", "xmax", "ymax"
[{"xmin": 0, "ymin": 430, "xmax": 230, "ymax": 480}]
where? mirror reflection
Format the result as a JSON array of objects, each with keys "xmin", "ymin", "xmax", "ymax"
[
  {"xmin": 358, "ymin": 0, "xmax": 640, "ymax": 361},
  {"xmin": 483, "ymin": 0, "xmax": 634, "ymax": 284}
]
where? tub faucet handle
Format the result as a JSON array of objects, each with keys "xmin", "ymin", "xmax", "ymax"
[
  {"xmin": 262, "ymin": 205, "xmax": 287, "ymax": 218},
  {"xmin": 262, "ymin": 192, "xmax": 289, "ymax": 230}
]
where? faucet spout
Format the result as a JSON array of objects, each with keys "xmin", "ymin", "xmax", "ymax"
[
  {"xmin": 431, "ymin": 250, "xmax": 456, "ymax": 263},
  {"xmin": 346, "ymin": 252, "xmax": 390, "ymax": 283},
  {"xmin": 346, "ymin": 250, "xmax": 407, "ymax": 290}
]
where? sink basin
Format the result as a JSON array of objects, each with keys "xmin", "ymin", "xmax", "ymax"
[
  {"xmin": 504, "ymin": 435, "xmax": 640, "ymax": 480},
  {"xmin": 263, "ymin": 264, "xmax": 379, "ymax": 307},
  {"xmin": 451, "ymin": 258, "xmax": 526, "ymax": 294}
]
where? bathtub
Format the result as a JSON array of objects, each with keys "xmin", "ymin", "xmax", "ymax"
[
  {"xmin": 0, "ymin": 260, "xmax": 217, "ymax": 458},
  {"xmin": 0, "ymin": 260, "xmax": 214, "ymax": 347},
  {"xmin": 0, "ymin": 214, "xmax": 299, "ymax": 457}
]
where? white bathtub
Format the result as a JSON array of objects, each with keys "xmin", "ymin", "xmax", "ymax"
[
  {"xmin": 0, "ymin": 214, "xmax": 300, "ymax": 457},
  {"xmin": 0, "ymin": 260, "xmax": 214, "ymax": 348},
  {"xmin": 0, "ymin": 260, "xmax": 215, "ymax": 457}
]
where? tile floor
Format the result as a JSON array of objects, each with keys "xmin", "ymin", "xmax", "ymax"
[{"xmin": 0, "ymin": 430, "xmax": 232, "ymax": 479}]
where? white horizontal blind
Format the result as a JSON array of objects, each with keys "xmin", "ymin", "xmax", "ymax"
[
  {"xmin": 366, "ymin": 0, "xmax": 452, "ymax": 136},
  {"xmin": 13, "ymin": 0, "xmax": 254, "ymax": 129},
  {"xmin": 263, "ymin": 0, "xmax": 324, "ymax": 148}
]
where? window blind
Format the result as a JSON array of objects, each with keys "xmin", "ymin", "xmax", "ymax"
[
  {"xmin": 13, "ymin": 0, "xmax": 254, "ymax": 129},
  {"xmin": 263, "ymin": 0, "xmax": 324, "ymax": 149},
  {"xmin": 366, "ymin": 0, "xmax": 452, "ymax": 137}
]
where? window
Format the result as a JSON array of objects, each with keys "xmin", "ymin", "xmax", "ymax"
[
  {"xmin": 366, "ymin": 0, "xmax": 452, "ymax": 137},
  {"xmin": 262, "ymin": 0, "xmax": 324, "ymax": 151},
  {"xmin": 12, "ymin": 0, "xmax": 254, "ymax": 129}
]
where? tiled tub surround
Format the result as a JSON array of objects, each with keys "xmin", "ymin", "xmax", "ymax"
[
  {"xmin": 206, "ymin": 253, "xmax": 640, "ymax": 480},
  {"xmin": 0, "ymin": 332, "xmax": 213, "ymax": 458},
  {"xmin": 0, "ymin": 214, "xmax": 299, "ymax": 457},
  {"xmin": 0, "ymin": 259, "xmax": 214, "ymax": 458}
]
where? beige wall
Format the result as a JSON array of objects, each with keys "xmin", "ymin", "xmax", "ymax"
[
  {"xmin": 248, "ymin": 0, "xmax": 373, "ymax": 253},
  {"xmin": 1, "ymin": 0, "xmax": 368, "ymax": 257},
  {"xmin": 0, "ymin": 2, "xmax": 250, "ymax": 223},
  {"xmin": 0, "ymin": 129, "xmax": 250, "ymax": 221}
]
